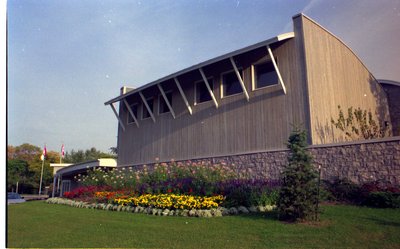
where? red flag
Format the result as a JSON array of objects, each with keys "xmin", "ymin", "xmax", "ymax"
[
  {"xmin": 41, "ymin": 144, "xmax": 47, "ymax": 161},
  {"xmin": 61, "ymin": 144, "xmax": 65, "ymax": 158}
]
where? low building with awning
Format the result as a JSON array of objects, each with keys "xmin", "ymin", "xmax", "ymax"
[{"xmin": 52, "ymin": 158, "xmax": 117, "ymax": 197}]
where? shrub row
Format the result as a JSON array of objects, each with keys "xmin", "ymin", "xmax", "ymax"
[
  {"xmin": 75, "ymin": 162, "xmax": 236, "ymax": 196},
  {"xmin": 322, "ymin": 179, "xmax": 400, "ymax": 208}
]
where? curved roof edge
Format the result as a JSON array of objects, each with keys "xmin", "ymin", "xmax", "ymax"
[
  {"xmin": 378, "ymin": 79, "xmax": 400, "ymax": 87},
  {"xmin": 105, "ymin": 32, "xmax": 295, "ymax": 105},
  {"xmin": 292, "ymin": 13, "xmax": 380, "ymax": 86},
  {"xmin": 55, "ymin": 158, "xmax": 117, "ymax": 176}
]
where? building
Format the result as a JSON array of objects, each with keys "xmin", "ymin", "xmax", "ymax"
[
  {"xmin": 378, "ymin": 79, "xmax": 400, "ymax": 136},
  {"xmin": 105, "ymin": 14, "xmax": 392, "ymax": 167},
  {"xmin": 52, "ymin": 158, "xmax": 117, "ymax": 197},
  {"xmin": 50, "ymin": 163, "xmax": 73, "ymax": 175}
]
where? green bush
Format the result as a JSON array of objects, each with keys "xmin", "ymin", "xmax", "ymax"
[
  {"xmin": 362, "ymin": 192, "xmax": 400, "ymax": 208},
  {"xmin": 254, "ymin": 189, "xmax": 279, "ymax": 206},
  {"xmin": 216, "ymin": 179, "xmax": 279, "ymax": 208},
  {"xmin": 325, "ymin": 178, "xmax": 362, "ymax": 203},
  {"xmin": 316, "ymin": 182, "xmax": 335, "ymax": 202}
]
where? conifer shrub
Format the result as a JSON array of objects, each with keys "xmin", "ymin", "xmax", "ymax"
[{"xmin": 277, "ymin": 127, "xmax": 318, "ymax": 222}]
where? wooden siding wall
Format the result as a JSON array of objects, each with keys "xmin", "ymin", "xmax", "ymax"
[
  {"xmin": 117, "ymin": 39, "xmax": 310, "ymax": 166},
  {"xmin": 294, "ymin": 15, "xmax": 392, "ymax": 145}
]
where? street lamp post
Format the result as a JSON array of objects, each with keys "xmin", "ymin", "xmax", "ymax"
[{"xmin": 315, "ymin": 165, "xmax": 322, "ymax": 221}]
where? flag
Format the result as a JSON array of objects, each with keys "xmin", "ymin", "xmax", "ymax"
[
  {"xmin": 41, "ymin": 144, "xmax": 47, "ymax": 161},
  {"xmin": 61, "ymin": 144, "xmax": 65, "ymax": 158}
]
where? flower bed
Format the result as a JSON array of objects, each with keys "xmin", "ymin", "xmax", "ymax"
[
  {"xmin": 55, "ymin": 161, "xmax": 281, "ymax": 217},
  {"xmin": 74, "ymin": 161, "xmax": 237, "ymax": 195},
  {"xmin": 63, "ymin": 185, "xmax": 112, "ymax": 199},
  {"xmin": 46, "ymin": 197, "xmax": 276, "ymax": 218},
  {"xmin": 112, "ymin": 193, "xmax": 225, "ymax": 210},
  {"xmin": 66, "ymin": 161, "xmax": 280, "ymax": 209}
]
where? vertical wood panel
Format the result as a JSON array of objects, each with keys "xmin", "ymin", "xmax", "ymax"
[{"xmin": 296, "ymin": 15, "xmax": 391, "ymax": 145}]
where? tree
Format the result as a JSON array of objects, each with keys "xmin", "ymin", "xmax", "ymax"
[
  {"xmin": 64, "ymin": 149, "xmax": 85, "ymax": 163},
  {"xmin": 63, "ymin": 147, "xmax": 116, "ymax": 163},
  {"xmin": 8, "ymin": 143, "xmax": 55, "ymax": 194},
  {"xmin": 7, "ymin": 143, "xmax": 116, "ymax": 193},
  {"xmin": 331, "ymin": 105, "xmax": 389, "ymax": 140},
  {"xmin": 26, "ymin": 157, "xmax": 53, "ymax": 192},
  {"xmin": 277, "ymin": 127, "xmax": 318, "ymax": 222},
  {"xmin": 12, "ymin": 143, "xmax": 42, "ymax": 163},
  {"xmin": 7, "ymin": 159, "xmax": 33, "ymax": 192},
  {"xmin": 7, "ymin": 145, "xmax": 16, "ymax": 160},
  {"xmin": 109, "ymin": 146, "xmax": 118, "ymax": 155}
]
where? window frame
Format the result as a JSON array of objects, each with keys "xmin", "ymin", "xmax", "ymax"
[
  {"xmin": 141, "ymin": 97, "xmax": 154, "ymax": 120},
  {"xmin": 220, "ymin": 68, "xmax": 244, "ymax": 98},
  {"xmin": 127, "ymin": 102, "xmax": 139, "ymax": 124},
  {"xmin": 251, "ymin": 59, "xmax": 279, "ymax": 91},
  {"xmin": 194, "ymin": 77, "xmax": 214, "ymax": 105},
  {"xmin": 158, "ymin": 90, "xmax": 173, "ymax": 115}
]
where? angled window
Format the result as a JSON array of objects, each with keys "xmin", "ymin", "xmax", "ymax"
[
  {"xmin": 222, "ymin": 69, "xmax": 243, "ymax": 97},
  {"xmin": 159, "ymin": 91, "xmax": 173, "ymax": 114},
  {"xmin": 127, "ymin": 103, "xmax": 138, "ymax": 124},
  {"xmin": 253, "ymin": 60, "xmax": 278, "ymax": 90},
  {"xmin": 142, "ymin": 97, "xmax": 154, "ymax": 119},
  {"xmin": 195, "ymin": 78, "xmax": 214, "ymax": 104}
]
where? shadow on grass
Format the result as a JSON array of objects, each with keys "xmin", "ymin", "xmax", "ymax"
[
  {"xmin": 365, "ymin": 218, "xmax": 400, "ymax": 227},
  {"xmin": 237, "ymin": 209, "xmax": 332, "ymax": 228},
  {"xmin": 235, "ymin": 211, "xmax": 279, "ymax": 221}
]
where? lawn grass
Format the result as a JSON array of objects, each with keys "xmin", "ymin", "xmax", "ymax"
[{"xmin": 7, "ymin": 201, "xmax": 400, "ymax": 248}]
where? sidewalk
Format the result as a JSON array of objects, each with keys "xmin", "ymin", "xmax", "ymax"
[{"xmin": 20, "ymin": 194, "xmax": 49, "ymax": 201}]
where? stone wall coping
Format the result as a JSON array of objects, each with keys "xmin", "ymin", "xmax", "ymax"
[
  {"xmin": 118, "ymin": 147, "xmax": 290, "ymax": 168},
  {"xmin": 308, "ymin": 136, "xmax": 400, "ymax": 149}
]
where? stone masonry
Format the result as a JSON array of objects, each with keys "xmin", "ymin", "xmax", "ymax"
[
  {"xmin": 130, "ymin": 137, "xmax": 400, "ymax": 185},
  {"xmin": 308, "ymin": 137, "xmax": 400, "ymax": 184}
]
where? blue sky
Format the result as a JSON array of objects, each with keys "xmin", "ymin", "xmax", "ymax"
[{"xmin": 7, "ymin": 0, "xmax": 400, "ymax": 153}]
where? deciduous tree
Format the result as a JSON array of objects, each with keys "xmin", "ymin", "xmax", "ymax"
[{"xmin": 331, "ymin": 105, "xmax": 389, "ymax": 140}]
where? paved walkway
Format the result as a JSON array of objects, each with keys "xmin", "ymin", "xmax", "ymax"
[{"xmin": 20, "ymin": 194, "xmax": 49, "ymax": 201}]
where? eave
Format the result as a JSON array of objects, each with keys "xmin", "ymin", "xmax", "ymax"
[{"xmin": 104, "ymin": 32, "xmax": 294, "ymax": 105}]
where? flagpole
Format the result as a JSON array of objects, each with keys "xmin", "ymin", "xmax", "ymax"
[
  {"xmin": 39, "ymin": 157, "xmax": 45, "ymax": 196},
  {"xmin": 39, "ymin": 144, "xmax": 46, "ymax": 196}
]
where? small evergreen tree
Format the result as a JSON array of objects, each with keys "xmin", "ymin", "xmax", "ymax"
[{"xmin": 277, "ymin": 127, "xmax": 318, "ymax": 222}]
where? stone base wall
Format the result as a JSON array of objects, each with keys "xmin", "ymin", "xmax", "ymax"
[
  {"xmin": 308, "ymin": 138, "xmax": 400, "ymax": 184},
  {"xmin": 171, "ymin": 137, "xmax": 400, "ymax": 185},
  {"xmin": 126, "ymin": 137, "xmax": 400, "ymax": 185}
]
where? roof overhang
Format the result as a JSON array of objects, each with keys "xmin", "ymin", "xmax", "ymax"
[
  {"xmin": 378, "ymin": 79, "xmax": 400, "ymax": 87},
  {"xmin": 55, "ymin": 158, "xmax": 117, "ymax": 177},
  {"xmin": 104, "ymin": 32, "xmax": 294, "ymax": 105}
]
